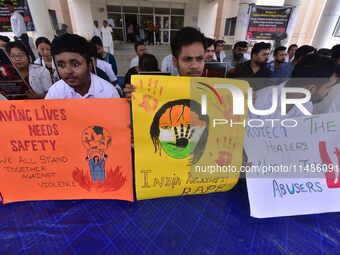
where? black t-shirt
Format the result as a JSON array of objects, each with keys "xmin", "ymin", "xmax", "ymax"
[
  {"xmin": 234, "ymin": 60, "xmax": 272, "ymax": 91},
  {"xmin": 124, "ymin": 67, "xmax": 139, "ymax": 85}
]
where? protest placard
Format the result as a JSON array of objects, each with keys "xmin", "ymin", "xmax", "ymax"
[
  {"xmin": 0, "ymin": 99, "xmax": 133, "ymax": 203},
  {"xmin": 245, "ymin": 113, "xmax": 340, "ymax": 218},
  {"xmin": 132, "ymin": 75, "xmax": 248, "ymax": 200}
]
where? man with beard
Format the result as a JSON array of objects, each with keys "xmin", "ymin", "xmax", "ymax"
[
  {"xmin": 204, "ymin": 38, "xmax": 217, "ymax": 62},
  {"xmin": 268, "ymin": 46, "xmax": 287, "ymax": 74},
  {"xmin": 123, "ymin": 27, "xmax": 206, "ymax": 99},
  {"xmin": 234, "ymin": 42, "xmax": 272, "ymax": 91},
  {"xmin": 223, "ymin": 41, "xmax": 248, "ymax": 75}
]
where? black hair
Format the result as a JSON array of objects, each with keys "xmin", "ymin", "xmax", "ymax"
[
  {"xmin": 251, "ymin": 42, "xmax": 271, "ymax": 56},
  {"xmin": 216, "ymin": 40, "xmax": 225, "ymax": 45},
  {"xmin": 51, "ymin": 33, "xmax": 91, "ymax": 63},
  {"xmin": 317, "ymin": 48, "xmax": 332, "ymax": 58},
  {"xmin": 91, "ymin": 36, "xmax": 103, "ymax": 47},
  {"xmin": 5, "ymin": 41, "xmax": 30, "ymax": 61},
  {"xmin": 274, "ymin": 46, "xmax": 287, "ymax": 56},
  {"xmin": 205, "ymin": 38, "xmax": 216, "ymax": 49},
  {"xmin": 150, "ymin": 99, "xmax": 209, "ymax": 165},
  {"xmin": 4, "ymin": 0, "xmax": 13, "ymax": 5},
  {"xmin": 138, "ymin": 53, "xmax": 159, "ymax": 71},
  {"xmin": 290, "ymin": 53, "xmax": 337, "ymax": 87},
  {"xmin": 287, "ymin": 44, "xmax": 298, "ymax": 52},
  {"xmin": 171, "ymin": 27, "xmax": 207, "ymax": 59},
  {"xmin": 134, "ymin": 41, "xmax": 145, "ymax": 52},
  {"xmin": 87, "ymin": 41, "xmax": 98, "ymax": 59},
  {"xmin": 35, "ymin": 37, "xmax": 51, "ymax": 49},
  {"xmin": 331, "ymin": 44, "xmax": 340, "ymax": 60},
  {"xmin": 0, "ymin": 35, "xmax": 10, "ymax": 44},
  {"xmin": 234, "ymin": 41, "xmax": 248, "ymax": 49},
  {"xmin": 294, "ymin": 45, "xmax": 316, "ymax": 61}
]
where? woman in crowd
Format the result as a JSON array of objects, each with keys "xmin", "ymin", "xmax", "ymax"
[
  {"xmin": 6, "ymin": 41, "xmax": 53, "ymax": 99},
  {"xmin": 34, "ymin": 37, "xmax": 59, "ymax": 82}
]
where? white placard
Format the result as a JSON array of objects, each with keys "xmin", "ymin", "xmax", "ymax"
[{"xmin": 244, "ymin": 113, "xmax": 340, "ymax": 218}]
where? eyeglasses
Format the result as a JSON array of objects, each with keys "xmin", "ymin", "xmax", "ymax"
[{"xmin": 9, "ymin": 54, "xmax": 27, "ymax": 60}]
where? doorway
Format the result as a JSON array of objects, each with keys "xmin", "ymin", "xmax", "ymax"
[
  {"xmin": 124, "ymin": 14, "xmax": 138, "ymax": 43},
  {"xmin": 155, "ymin": 15, "xmax": 171, "ymax": 44}
]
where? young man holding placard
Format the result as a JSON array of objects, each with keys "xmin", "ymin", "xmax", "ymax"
[
  {"xmin": 123, "ymin": 27, "xmax": 207, "ymax": 99},
  {"xmin": 45, "ymin": 34, "xmax": 120, "ymax": 99}
]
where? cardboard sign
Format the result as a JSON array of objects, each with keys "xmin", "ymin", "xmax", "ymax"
[
  {"xmin": 245, "ymin": 113, "xmax": 340, "ymax": 218},
  {"xmin": 132, "ymin": 75, "xmax": 248, "ymax": 200},
  {"xmin": 0, "ymin": 48, "xmax": 31, "ymax": 99},
  {"xmin": 0, "ymin": 99, "xmax": 133, "ymax": 203}
]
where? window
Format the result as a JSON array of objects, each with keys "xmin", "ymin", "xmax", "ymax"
[
  {"xmin": 224, "ymin": 17, "xmax": 237, "ymax": 36},
  {"xmin": 107, "ymin": 5, "xmax": 121, "ymax": 12},
  {"xmin": 122, "ymin": 6, "xmax": 138, "ymax": 13},
  {"xmin": 48, "ymin": 10, "xmax": 58, "ymax": 31},
  {"xmin": 171, "ymin": 8, "xmax": 184, "ymax": 15},
  {"xmin": 140, "ymin": 7, "xmax": 153, "ymax": 14},
  {"xmin": 155, "ymin": 8, "xmax": 170, "ymax": 15},
  {"xmin": 171, "ymin": 16, "xmax": 184, "ymax": 30},
  {"xmin": 333, "ymin": 16, "xmax": 340, "ymax": 37}
]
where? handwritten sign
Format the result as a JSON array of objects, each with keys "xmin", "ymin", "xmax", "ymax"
[
  {"xmin": 0, "ymin": 99, "xmax": 133, "ymax": 203},
  {"xmin": 132, "ymin": 75, "xmax": 248, "ymax": 200},
  {"xmin": 244, "ymin": 113, "xmax": 340, "ymax": 218}
]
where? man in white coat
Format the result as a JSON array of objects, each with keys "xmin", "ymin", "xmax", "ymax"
[
  {"xmin": 93, "ymin": 20, "xmax": 101, "ymax": 39},
  {"xmin": 101, "ymin": 20, "xmax": 114, "ymax": 55}
]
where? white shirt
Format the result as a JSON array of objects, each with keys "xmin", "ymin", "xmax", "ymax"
[
  {"xmin": 10, "ymin": 11, "xmax": 27, "ymax": 37},
  {"xmin": 244, "ymin": 52, "xmax": 251, "ymax": 60},
  {"xmin": 249, "ymin": 81, "xmax": 313, "ymax": 119},
  {"xmin": 34, "ymin": 57, "xmax": 60, "ymax": 83},
  {"xmin": 313, "ymin": 83, "xmax": 340, "ymax": 114},
  {"xmin": 214, "ymin": 51, "xmax": 226, "ymax": 63},
  {"xmin": 161, "ymin": 54, "xmax": 178, "ymax": 76},
  {"xmin": 45, "ymin": 73, "xmax": 120, "ymax": 99},
  {"xmin": 29, "ymin": 64, "xmax": 53, "ymax": 94},
  {"xmin": 130, "ymin": 56, "xmax": 139, "ymax": 68},
  {"xmin": 93, "ymin": 26, "xmax": 101, "ymax": 38},
  {"xmin": 101, "ymin": 26, "xmax": 113, "ymax": 47},
  {"xmin": 96, "ymin": 59, "xmax": 117, "ymax": 82}
]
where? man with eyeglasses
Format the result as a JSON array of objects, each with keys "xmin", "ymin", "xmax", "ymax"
[{"xmin": 234, "ymin": 42, "xmax": 272, "ymax": 91}]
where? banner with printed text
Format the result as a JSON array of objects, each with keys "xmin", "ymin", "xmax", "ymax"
[
  {"xmin": 0, "ymin": 99, "xmax": 133, "ymax": 203},
  {"xmin": 132, "ymin": 75, "xmax": 249, "ymax": 200},
  {"xmin": 245, "ymin": 113, "xmax": 340, "ymax": 218},
  {"xmin": 0, "ymin": 0, "xmax": 35, "ymax": 32},
  {"xmin": 247, "ymin": 5, "xmax": 292, "ymax": 40}
]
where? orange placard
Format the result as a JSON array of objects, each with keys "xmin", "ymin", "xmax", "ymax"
[{"xmin": 0, "ymin": 99, "xmax": 133, "ymax": 203}]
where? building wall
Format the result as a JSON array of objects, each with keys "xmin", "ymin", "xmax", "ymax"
[
  {"xmin": 47, "ymin": 0, "xmax": 73, "ymax": 34},
  {"xmin": 184, "ymin": 0, "xmax": 218, "ymax": 38},
  {"xmin": 214, "ymin": 0, "xmax": 340, "ymax": 49},
  {"xmin": 67, "ymin": 0, "xmax": 94, "ymax": 39},
  {"xmin": 289, "ymin": 0, "xmax": 326, "ymax": 46}
]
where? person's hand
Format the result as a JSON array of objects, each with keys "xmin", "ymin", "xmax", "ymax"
[{"xmin": 123, "ymin": 84, "xmax": 136, "ymax": 102}]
